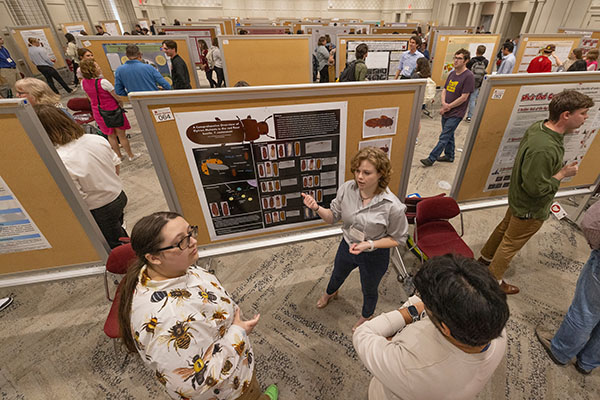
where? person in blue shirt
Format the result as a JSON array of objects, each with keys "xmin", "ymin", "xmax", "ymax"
[
  {"xmin": 0, "ymin": 37, "xmax": 19, "ymax": 98},
  {"xmin": 114, "ymin": 44, "xmax": 172, "ymax": 96},
  {"xmin": 497, "ymin": 42, "xmax": 516, "ymax": 74},
  {"xmin": 394, "ymin": 36, "xmax": 424, "ymax": 79}
]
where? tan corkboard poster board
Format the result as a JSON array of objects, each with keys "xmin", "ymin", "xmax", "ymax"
[
  {"xmin": 130, "ymin": 81, "xmax": 423, "ymax": 245},
  {"xmin": 0, "ymin": 104, "xmax": 102, "ymax": 274},
  {"xmin": 99, "ymin": 20, "xmax": 122, "ymax": 36},
  {"xmin": 453, "ymin": 74, "xmax": 600, "ymax": 204},
  {"xmin": 336, "ymin": 34, "xmax": 412, "ymax": 78},
  {"xmin": 9, "ymin": 25, "xmax": 66, "ymax": 72},
  {"xmin": 61, "ymin": 21, "xmax": 92, "ymax": 36},
  {"xmin": 513, "ymin": 34, "xmax": 582, "ymax": 74},
  {"xmin": 219, "ymin": 35, "xmax": 311, "ymax": 86},
  {"xmin": 430, "ymin": 34, "xmax": 500, "ymax": 87}
]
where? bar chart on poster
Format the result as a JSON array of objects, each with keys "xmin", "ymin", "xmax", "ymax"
[{"xmin": 174, "ymin": 102, "xmax": 347, "ymax": 240}]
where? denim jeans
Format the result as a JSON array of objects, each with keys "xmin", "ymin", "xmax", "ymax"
[
  {"xmin": 551, "ymin": 249, "xmax": 600, "ymax": 371},
  {"xmin": 467, "ymin": 87, "xmax": 480, "ymax": 119},
  {"xmin": 326, "ymin": 239, "xmax": 390, "ymax": 318},
  {"xmin": 427, "ymin": 115, "xmax": 462, "ymax": 163}
]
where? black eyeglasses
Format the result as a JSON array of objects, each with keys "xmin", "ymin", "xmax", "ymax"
[{"xmin": 157, "ymin": 226, "xmax": 198, "ymax": 251}]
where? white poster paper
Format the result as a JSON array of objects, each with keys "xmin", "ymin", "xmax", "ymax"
[
  {"xmin": 65, "ymin": 25, "xmax": 86, "ymax": 36},
  {"xmin": 0, "ymin": 176, "xmax": 51, "ymax": 254},
  {"xmin": 346, "ymin": 40, "xmax": 408, "ymax": 80},
  {"xmin": 517, "ymin": 40, "xmax": 574, "ymax": 73},
  {"xmin": 484, "ymin": 83, "xmax": 600, "ymax": 191},
  {"xmin": 20, "ymin": 29, "xmax": 56, "ymax": 61},
  {"xmin": 174, "ymin": 102, "xmax": 347, "ymax": 240},
  {"xmin": 104, "ymin": 22, "xmax": 120, "ymax": 36},
  {"xmin": 359, "ymin": 138, "xmax": 392, "ymax": 159},
  {"xmin": 362, "ymin": 107, "xmax": 399, "ymax": 138}
]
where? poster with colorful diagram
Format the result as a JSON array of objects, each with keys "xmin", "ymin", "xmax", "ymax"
[{"xmin": 102, "ymin": 43, "xmax": 173, "ymax": 86}]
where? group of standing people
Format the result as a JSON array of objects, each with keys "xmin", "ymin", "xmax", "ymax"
[{"xmin": 199, "ymin": 38, "xmax": 226, "ymax": 87}]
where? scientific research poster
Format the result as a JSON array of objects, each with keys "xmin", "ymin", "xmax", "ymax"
[
  {"xmin": 19, "ymin": 29, "xmax": 56, "ymax": 61},
  {"xmin": 484, "ymin": 83, "xmax": 600, "ymax": 192},
  {"xmin": 345, "ymin": 40, "xmax": 408, "ymax": 80},
  {"xmin": 102, "ymin": 43, "xmax": 172, "ymax": 85},
  {"xmin": 517, "ymin": 40, "xmax": 573, "ymax": 73},
  {"xmin": 174, "ymin": 102, "xmax": 347, "ymax": 240},
  {"xmin": 0, "ymin": 177, "xmax": 51, "ymax": 254}
]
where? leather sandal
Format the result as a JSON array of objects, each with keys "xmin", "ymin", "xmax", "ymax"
[{"xmin": 316, "ymin": 291, "xmax": 338, "ymax": 309}]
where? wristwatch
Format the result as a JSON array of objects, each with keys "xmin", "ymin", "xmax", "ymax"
[
  {"xmin": 368, "ymin": 239, "xmax": 374, "ymax": 250},
  {"xmin": 407, "ymin": 305, "xmax": 421, "ymax": 322}
]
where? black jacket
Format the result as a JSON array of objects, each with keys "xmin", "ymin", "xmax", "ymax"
[{"xmin": 171, "ymin": 54, "xmax": 191, "ymax": 89}]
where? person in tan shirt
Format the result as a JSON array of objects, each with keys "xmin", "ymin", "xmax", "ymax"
[{"xmin": 353, "ymin": 255, "xmax": 509, "ymax": 400}]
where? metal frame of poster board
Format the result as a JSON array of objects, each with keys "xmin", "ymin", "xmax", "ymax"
[
  {"xmin": 512, "ymin": 33, "xmax": 583, "ymax": 74},
  {"xmin": 99, "ymin": 20, "xmax": 122, "ymax": 36},
  {"xmin": 0, "ymin": 99, "xmax": 109, "ymax": 286},
  {"xmin": 129, "ymin": 80, "xmax": 424, "ymax": 255},
  {"xmin": 335, "ymin": 34, "xmax": 412, "ymax": 78},
  {"xmin": 429, "ymin": 26, "xmax": 473, "ymax": 65},
  {"xmin": 61, "ymin": 21, "xmax": 92, "ymax": 37},
  {"xmin": 78, "ymin": 35, "xmax": 200, "ymax": 99},
  {"xmin": 218, "ymin": 35, "xmax": 312, "ymax": 86},
  {"xmin": 7, "ymin": 25, "xmax": 67, "ymax": 75},
  {"xmin": 161, "ymin": 25, "xmax": 219, "ymax": 67},
  {"xmin": 430, "ymin": 33, "xmax": 501, "ymax": 87},
  {"xmin": 558, "ymin": 27, "xmax": 600, "ymax": 55},
  {"xmin": 450, "ymin": 72, "xmax": 600, "ymax": 212}
]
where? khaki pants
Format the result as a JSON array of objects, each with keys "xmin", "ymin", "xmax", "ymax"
[
  {"xmin": 235, "ymin": 374, "xmax": 269, "ymax": 400},
  {"xmin": 0, "ymin": 67, "xmax": 20, "ymax": 93},
  {"xmin": 480, "ymin": 208, "xmax": 544, "ymax": 280}
]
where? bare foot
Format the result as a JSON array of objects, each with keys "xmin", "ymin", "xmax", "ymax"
[
  {"xmin": 316, "ymin": 291, "xmax": 338, "ymax": 309},
  {"xmin": 352, "ymin": 316, "xmax": 372, "ymax": 332}
]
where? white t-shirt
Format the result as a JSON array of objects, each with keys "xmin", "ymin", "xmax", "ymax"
[
  {"xmin": 354, "ymin": 305, "xmax": 506, "ymax": 400},
  {"xmin": 56, "ymin": 134, "xmax": 122, "ymax": 210},
  {"xmin": 81, "ymin": 78, "xmax": 114, "ymax": 92}
]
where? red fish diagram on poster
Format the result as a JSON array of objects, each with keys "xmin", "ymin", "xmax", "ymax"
[{"xmin": 174, "ymin": 102, "xmax": 348, "ymax": 240}]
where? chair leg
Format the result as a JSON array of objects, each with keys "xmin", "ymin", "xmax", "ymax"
[
  {"xmin": 392, "ymin": 247, "xmax": 410, "ymax": 282},
  {"xmin": 104, "ymin": 270, "xmax": 113, "ymax": 302}
]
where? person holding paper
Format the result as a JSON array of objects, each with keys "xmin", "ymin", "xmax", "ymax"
[
  {"xmin": 478, "ymin": 90, "xmax": 593, "ymax": 294},
  {"xmin": 302, "ymin": 147, "xmax": 408, "ymax": 331}
]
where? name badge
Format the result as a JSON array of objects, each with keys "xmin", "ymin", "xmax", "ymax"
[
  {"xmin": 7, "ymin": 57, "xmax": 13, "ymax": 63},
  {"xmin": 348, "ymin": 226, "xmax": 365, "ymax": 243}
]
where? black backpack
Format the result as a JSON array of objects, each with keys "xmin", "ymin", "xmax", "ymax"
[
  {"xmin": 471, "ymin": 59, "xmax": 487, "ymax": 88},
  {"xmin": 339, "ymin": 60, "xmax": 358, "ymax": 82}
]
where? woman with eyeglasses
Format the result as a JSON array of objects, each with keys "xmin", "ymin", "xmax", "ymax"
[
  {"xmin": 33, "ymin": 104, "xmax": 128, "ymax": 249},
  {"xmin": 118, "ymin": 212, "xmax": 278, "ymax": 400}
]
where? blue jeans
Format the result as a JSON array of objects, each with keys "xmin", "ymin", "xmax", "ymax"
[
  {"xmin": 551, "ymin": 249, "xmax": 600, "ymax": 371},
  {"xmin": 427, "ymin": 115, "xmax": 462, "ymax": 163},
  {"xmin": 326, "ymin": 239, "xmax": 390, "ymax": 318},
  {"xmin": 467, "ymin": 87, "xmax": 480, "ymax": 119}
]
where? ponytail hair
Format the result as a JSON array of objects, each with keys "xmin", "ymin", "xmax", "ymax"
[{"xmin": 118, "ymin": 211, "xmax": 181, "ymax": 352}]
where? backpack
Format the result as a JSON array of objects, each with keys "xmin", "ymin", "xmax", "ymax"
[
  {"xmin": 339, "ymin": 60, "xmax": 358, "ymax": 82},
  {"xmin": 471, "ymin": 59, "xmax": 487, "ymax": 88}
]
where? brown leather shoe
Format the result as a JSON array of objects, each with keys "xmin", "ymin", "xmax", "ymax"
[
  {"xmin": 500, "ymin": 281, "xmax": 520, "ymax": 295},
  {"xmin": 477, "ymin": 256, "xmax": 491, "ymax": 266}
]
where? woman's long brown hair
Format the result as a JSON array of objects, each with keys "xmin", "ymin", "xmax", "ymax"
[{"xmin": 118, "ymin": 212, "xmax": 181, "ymax": 352}]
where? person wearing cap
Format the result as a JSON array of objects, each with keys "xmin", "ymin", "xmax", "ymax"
[
  {"xmin": 535, "ymin": 199, "xmax": 600, "ymax": 375},
  {"xmin": 527, "ymin": 44, "xmax": 559, "ymax": 73}
]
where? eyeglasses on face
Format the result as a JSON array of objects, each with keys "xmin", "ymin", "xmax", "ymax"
[{"xmin": 157, "ymin": 225, "xmax": 198, "ymax": 252}]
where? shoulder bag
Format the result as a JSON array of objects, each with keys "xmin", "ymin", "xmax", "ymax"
[{"xmin": 95, "ymin": 79, "xmax": 124, "ymax": 128}]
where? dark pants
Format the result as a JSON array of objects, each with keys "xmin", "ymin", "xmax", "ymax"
[
  {"xmin": 71, "ymin": 61, "xmax": 79, "ymax": 85},
  {"xmin": 319, "ymin": 65, "xmax": 329, "ymax": 83},
  {"xmin": 90, "ymin": 191, "xmax": 128, "ymax": 249},
  {"xmin": 205, "ymin": 68, "xmax": 217, "ymax": 88},
  {"xmin": 326, "ymin": 239, "xmax": 390, "ymax": 318},
  {"xmin": 36, "ymin": 65, "xmax": 71, "ymax": 94},
  {"xmin": 214, "ymin": 67, "xmax": 226, "ymax": 87}
]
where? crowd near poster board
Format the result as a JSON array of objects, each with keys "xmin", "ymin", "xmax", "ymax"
[
  {"xmin": 451, "ymin": 73, "xmax": 600, "ymax": 207},
  {"xmin": 162, "ymin": 25, "xmax": 218, "ymax": 67},
  {"xmin": 100, "ymin": 20, "xmax": 122, "ymax": 36},
  {"xmin": 218, "ymin": 35, "xmax": 312, "ymax": 86},
  {"xmin": 430, "ymin": 34, "xmax": 501, "ymax": 86},
  {"xmin": 336, "ymin": 35, "xmax": 412, "ymax": 79},
  {"xmin": 79, "ymin": 35, "xmax": 200, "ymax": 97},
  {"xmin": 513, "ymin": 34, "xmax": 582, "ymax": 73},
  {"xmin": 130, "ymin": 80, "xmax": 425, "ymax": 246},
  {"xmin": 9, "ymin": 25, "xmax": 66, "ymax": 73},
  {"xmin": 0, "ymin": 99, "xmax": 109, "ymax": 275},
  {"xmin": 61, "ymin": 21, "xmax": 92, "ymax": 36},
  {"xmin": 558, "ymin": 27, "xmax": 600, "ymax": 56}
]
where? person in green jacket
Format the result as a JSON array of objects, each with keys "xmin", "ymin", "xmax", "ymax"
[
  {"xmin": 478, "ymin": 90, "xmax": 594, "ymax": 295},
  {"xmin": 354, "ymin": 43, "xmax": 368, "ymax": 81}
]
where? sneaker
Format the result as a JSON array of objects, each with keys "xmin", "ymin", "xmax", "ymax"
[
  {"xmin": 264, "ymin": 384, "xmax": 278, "ymax": 400},
  {"xmin": 437, "ymin": 156, "xmax": 454, "ymax": 162},
  {"xmin": 575, "ymin": 362, "xmax": 592, "ymax": 375},
  {"xmin": 420, "ymin": 158, "xmax": 433, "ymax": 167},
  {"xmin": 535, "ymin": 325, "xmax": 567, "ymax": 366},
  {"xmin": 466, "ymin": 117, "xmax": 471, "ymax": 122},
  {"xmin": 128, "ymin": 153, "xmax": 141, "ymax": 162},
  {"xmin": 0, "ymin": 296, "xmax": 13, "ymax": 312}
]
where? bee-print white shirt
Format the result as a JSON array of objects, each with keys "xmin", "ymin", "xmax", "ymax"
[{"xmin": 131, "ymin": 265, "xmax": 254, "ymax": 399}]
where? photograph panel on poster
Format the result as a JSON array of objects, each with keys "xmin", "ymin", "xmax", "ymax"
[
  {"xmin": 174, "ymin": 101, "xmax": 348, "ymax": 240},
  {"xmin": 362, "ymin": 107, "xmax": 399, "ymax": 138},
  {"xmin": 358, "ymin": 138, "xmax": 393, "ymax": 159}
]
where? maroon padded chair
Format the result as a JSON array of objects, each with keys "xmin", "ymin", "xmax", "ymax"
[
  {"xmin": 66, "ymin": 97, "xmax": 95, "ymax": 125},
  {"xmin": 414, "ymin": 196, "xmax": 473, "ymax": 261},
  {"xmin": 103, "ymin": 243, "xmax": 136, "ymax": 339}
]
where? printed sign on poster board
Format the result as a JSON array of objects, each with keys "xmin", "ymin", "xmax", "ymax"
[{"xmin": 174, "ymin": 102, "xmax": 347, "ymax": 240}]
